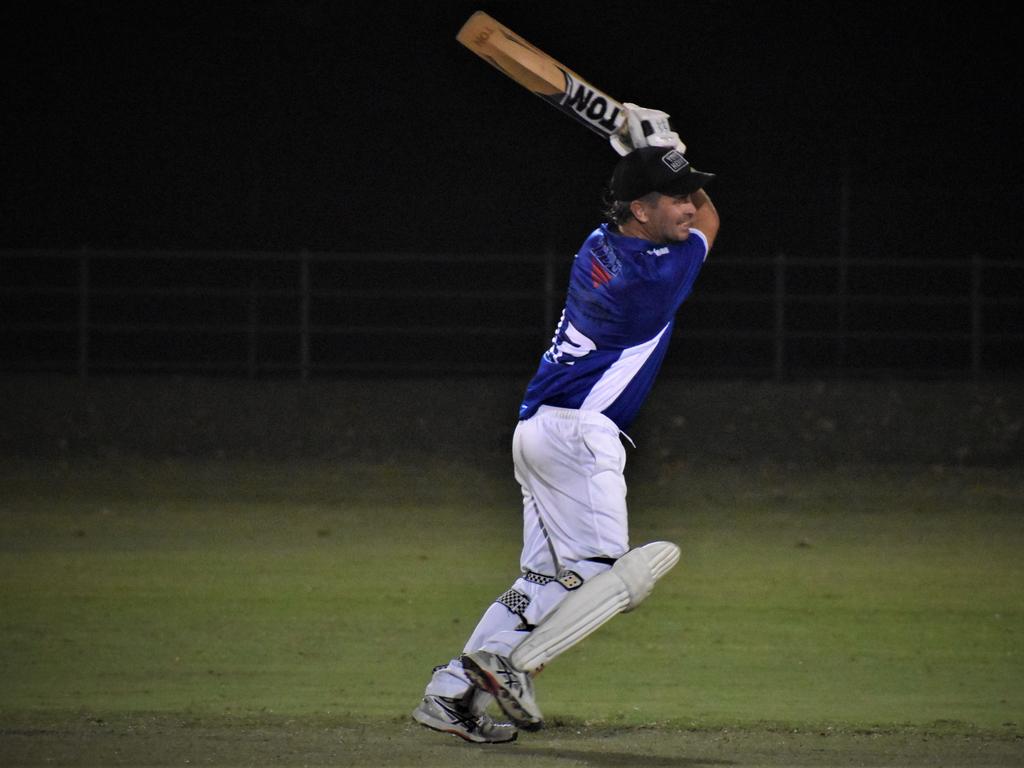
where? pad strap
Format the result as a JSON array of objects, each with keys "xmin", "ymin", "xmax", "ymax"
[
  {"xmin": 496, "ymin": 588, "xmax": 531, "ymax": 618},
  {"xmin": 522, "ymin": 570, "xmax": 554, "ymax": 586}
]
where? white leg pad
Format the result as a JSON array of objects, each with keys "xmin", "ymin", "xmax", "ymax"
[
  {"xmin": 508, "ymin": 541, "xmax": 680, "ymax": 673},
  {"xmin": 618, "ymin": 539, "xmax": 681, "ymax": 611}
]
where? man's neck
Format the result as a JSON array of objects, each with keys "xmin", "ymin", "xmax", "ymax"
[{"xmin": 618, "ymin": 220, "xmax": 658, "ymax": 242}]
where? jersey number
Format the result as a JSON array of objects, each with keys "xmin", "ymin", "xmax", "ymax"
[{"xmin": 547, "ymin": 321, "xmax": 596, "ymax": 364}]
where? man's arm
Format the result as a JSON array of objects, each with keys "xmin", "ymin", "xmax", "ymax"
[{"xmin": 691, "ymin": 189, "xmax": 720, "ymax": 251}]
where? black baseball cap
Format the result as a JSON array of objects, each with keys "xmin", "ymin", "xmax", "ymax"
[{"xmin": 609, "ymin": 146, "xmax": 715, "ymax": 201}]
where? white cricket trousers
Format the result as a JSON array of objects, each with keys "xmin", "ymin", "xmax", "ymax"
[
  {"xmin": 423, "ymin": 405, "xmax": 631, "ymax": 698},
  {"xmin": 514, "ymin": 405, "xmax": 630, "ymax": 574}
]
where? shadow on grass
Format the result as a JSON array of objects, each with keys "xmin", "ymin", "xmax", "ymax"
[{"xmin": 518, "ymin": 746, "xmax": 735, "ymax": 766}]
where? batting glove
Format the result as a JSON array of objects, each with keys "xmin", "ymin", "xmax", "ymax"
[{"xmin": 609, "ymin": 103, "xmax": 687, "ymax": 156}]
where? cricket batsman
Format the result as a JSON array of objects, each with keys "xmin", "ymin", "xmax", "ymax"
[{"xmin": 413, "ymin": 105, "xmax": 720, "ymax": 742}]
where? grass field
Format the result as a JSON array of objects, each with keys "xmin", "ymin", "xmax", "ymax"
[{"xmin": 1, "ymin": 458, "xmax": 1022, "ymax": 766}]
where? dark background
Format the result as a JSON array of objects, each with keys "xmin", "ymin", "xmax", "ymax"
[{"xmin": 4, "ymin": 1, "xmax": 1021, "ymax": 261}]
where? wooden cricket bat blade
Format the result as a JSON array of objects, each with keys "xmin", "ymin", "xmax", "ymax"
[{"xmin": 456, "ymin": 11, "xmax": 626, "ymax": 140}]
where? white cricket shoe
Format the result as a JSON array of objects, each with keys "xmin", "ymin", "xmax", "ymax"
[
  {"xmin": 411, "ymin": 693, "xmax": 518, "ymax": 744},
  {"xmin": 460, "ymin": 650, "xmax": 544, "ymax": 731}
]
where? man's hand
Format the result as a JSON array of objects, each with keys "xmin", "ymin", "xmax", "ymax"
[{"xmin": 609, "ymin": 103, "xmax": 687, "ymax": 156}]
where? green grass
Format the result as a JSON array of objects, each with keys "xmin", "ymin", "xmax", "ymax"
[{"xmin": 1, "ymin": 458, "xmax": 1022, "ymax": 744}]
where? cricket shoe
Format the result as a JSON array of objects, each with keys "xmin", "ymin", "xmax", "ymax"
[
  {"xmin": 460, "ymin": 650, "xmax": 544, "ymax": 731},
  {"xmin": 411, "ymin": 694, "xmax": 518, "ymax": 744}
]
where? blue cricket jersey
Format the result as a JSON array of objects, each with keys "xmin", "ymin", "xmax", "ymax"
[{"xmin": 519, "ymin": 223, "xmax": 709, "ymax": 431}]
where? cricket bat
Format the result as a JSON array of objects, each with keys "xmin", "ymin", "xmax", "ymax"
[{"xmin": 456, "ymin": 11, "xmax": 627, "ymax": 142}]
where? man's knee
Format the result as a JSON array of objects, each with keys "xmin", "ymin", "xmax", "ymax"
[
  {"xmin": 611, "ymin": 540, "xmax": 680, "ymax": 611},
  {"xmin": 508, "ymin": 542, "xmax": 681, "ymax": 673},
  {"xmin": 519, "ymin": 560, "xmax": 612, "ymax": 628}
]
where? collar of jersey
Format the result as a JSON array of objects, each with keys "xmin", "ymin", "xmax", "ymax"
[{"xmin": 602, "ymin": 223, "xmax": 668, "ymax": 253}]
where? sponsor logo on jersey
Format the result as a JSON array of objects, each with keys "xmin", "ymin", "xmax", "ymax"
[{"xmin": 589, "ymin": 240, "xmax": 621, "ymax": 287}]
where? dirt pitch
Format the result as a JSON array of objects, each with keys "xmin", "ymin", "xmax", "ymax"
[{"xmin": 1, "ymin": 713, "xmax": 1021, "ymax": 768}]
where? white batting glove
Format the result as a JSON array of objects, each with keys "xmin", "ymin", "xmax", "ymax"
[
  {"xmin": 609, "ymin": 131, "xmax": 633, "ymax": 156},
  {"xmin": 609, "ymin": 102, "xmax": 687, "ymax": 156}
]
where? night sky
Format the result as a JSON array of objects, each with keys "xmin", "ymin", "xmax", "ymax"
[{"xmin": 4, "ymin": 1, "xmax": 1022, "ymax": 262}]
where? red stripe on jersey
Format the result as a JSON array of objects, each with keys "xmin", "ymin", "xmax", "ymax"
[{"xmin": 591, "ymin": 258, "xmax": 612, "ymax": 287}]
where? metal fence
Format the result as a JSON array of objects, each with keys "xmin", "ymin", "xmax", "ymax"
[{"xmin": 2, "ymin": 248, "xmax": 1021, "ymax": 380}]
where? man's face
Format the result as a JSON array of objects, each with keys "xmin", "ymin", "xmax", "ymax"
[{"xmin": 637, "ymin": 193, "xmax": 698, "ymax": 243}]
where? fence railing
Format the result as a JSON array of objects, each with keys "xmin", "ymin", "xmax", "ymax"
[{"xmin": 1, "ymin": 248, "xmax": 1021, "ymax": 379}]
